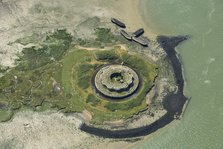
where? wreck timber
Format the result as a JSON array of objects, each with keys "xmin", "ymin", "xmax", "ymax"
[
  {"xmin": 133, "ymin": 28, "xmax": 144, "ymax": 37},
  {"xmin": 111, "ymin": 18, "xmax": 126, "ymax": 28},
  {"xmin": 120, "ymin": 30, "xmax": 132, "ymax": 40},
  {"xmin": 132, "ymin": 36, "xmax": 148, "ymax": 46}
]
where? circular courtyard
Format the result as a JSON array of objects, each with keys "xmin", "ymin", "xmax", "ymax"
[{"xmin": 94, "ymin": 64, "xmax": 140, "ymax": 99}]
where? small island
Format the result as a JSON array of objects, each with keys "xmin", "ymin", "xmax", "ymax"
[{"xmin": 0, "ymin": 17, "xmax": 188, "ymax": 139}]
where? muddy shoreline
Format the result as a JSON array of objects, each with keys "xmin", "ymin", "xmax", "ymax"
[{"xmin": 80, "ymin": 36, "xmax": 188, "ymax": 138}]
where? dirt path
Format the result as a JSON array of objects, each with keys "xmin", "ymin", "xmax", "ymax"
[{"xmin": 76, "ymin": 44, "xmax": 128, "ymax": 51}]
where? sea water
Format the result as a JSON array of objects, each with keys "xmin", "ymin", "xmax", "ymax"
[{"xmin": 136, "ymin": 0, "xmax": 223, "ymax": 148}]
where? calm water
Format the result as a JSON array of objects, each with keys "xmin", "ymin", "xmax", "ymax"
[{"xmin": 137, "ymin": 0, "xmax": 223, "ymax": 148}]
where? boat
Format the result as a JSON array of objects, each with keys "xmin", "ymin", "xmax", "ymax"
[
  {"xmin": 120, "ymin": 30, "xmax": 132, "ymax": 40},
  {"xmin": 132, "ymin": 36, "xmax": 148, "ymax": 47},
  {"xmin": 133, "ymin": 28, "xmax": 144, "ymax": 37},
  {"xmin": 111, "ymin": 18, "xmax": 126, "ymax": 28}
]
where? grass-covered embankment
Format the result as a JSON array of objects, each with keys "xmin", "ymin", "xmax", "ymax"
[{"xmin": 61, "ymin": 48, "xmax": 157, "ymax": 124}]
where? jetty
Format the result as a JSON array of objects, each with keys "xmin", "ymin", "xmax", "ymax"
[
  {"xmin": 111, "ymin": 18, "xmax": 126, "ymax": 28},
  {"xmin": 120, "ymin": 30, "xmax": 132, "ymax": 40},
  {"xmin": 133, "ymin": 28, "xmax": 144, "ymax": 37}
]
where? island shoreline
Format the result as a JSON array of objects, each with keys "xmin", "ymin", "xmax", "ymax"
[
  {"xmin": 78, "ymin": 0, "xmax": 189, "ymax": 138},
  {"xmin": 0, "ymin": 0, "xmax": 190, "ymax": 148},
  {"xmin": 80, "ymin": 36, "xmax": 189, "ymax": 138}
]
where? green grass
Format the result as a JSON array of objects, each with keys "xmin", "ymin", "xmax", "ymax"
[
  {"xmin": 0, "ymin": 109, "xmax": 13, "ymax": 122},
  {"xmin": 0, "ymin": 27, "xmax": 157, "ymax": 124},
  {"xmin": 0, "ymin": 47, "xmax": 157, "ymax": 124},
  {"xmin": 60, "ymin": 49, "xmax": 95, "ymax": 112},
  {"xmin": 78, "ymin": 28, "xmax": 125, "ymax": 48},
  {"xmin": 95, "ymin": 28, "xmax": 118, "ymax": 43},
  {"xmin": 95, "ymin": 50, "xmax": 119, "ymax": 61},
  {"xmin": 0, "ymin": 66, "xmax": 9, "ymax": 73},
  {"xmin": 76, "ymin": 64, "xmax": 99, "ymax": 89},
  {"xmin": 16, "ymin": 29, "xmax": 72, "ymax": 70},
  {"xmin": 86, "ymin": 94, "xmax": 101, "ymax": 106},
  {"xmin": 62, "ymin": 48, "xmax": 157, "ymax": 123}
]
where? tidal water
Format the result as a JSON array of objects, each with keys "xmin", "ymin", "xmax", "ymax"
[{"xmin": 137, "ymin": 0, "xmax": 223, "ymax": 148}]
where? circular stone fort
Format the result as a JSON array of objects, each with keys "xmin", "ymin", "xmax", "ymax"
[{"xmin": 94, "ymin": 64, "xmax": 139, "ymax": 99}]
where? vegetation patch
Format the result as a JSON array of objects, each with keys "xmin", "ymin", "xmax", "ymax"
[
  {"xmin": 95, "ymin": 50, "xmax": 119, "ymax": 61},
  {"xmin": 77, "ymin": 64, "xmax": 98, "ymax": 89},
  {"xmin": 0, "ymin": 109, "xmax": 12, "ymax": 122},
  {"xmin": 78, "ymin": 28, "xmax": 126, "ymax": 48},
  {"xmin": 0, "ymin": 28, "xmax": 157, "ymax": 124},
  {"xmin": 86, "ymin": 94, "xmax": 101, "ymax": 106},
  {"xmin": 16, "ymin": 29, "xmax": 72, "ymax": 70},
  {"xmin": 0, "ymin": 47, "xmax": 157, "ymax": 124}
]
